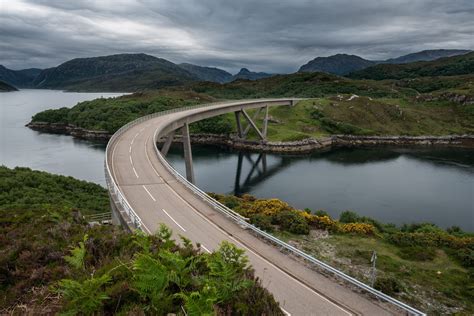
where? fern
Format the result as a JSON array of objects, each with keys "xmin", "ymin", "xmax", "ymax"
[
  {"xmin": 57, "ymin": 273, "xmax": 111, "ymax": 315},
  {"xmin": 156, "ymin": 223, "xmax": 175, "ymax": 249},
  {"xmin": 176, "ymin": 289, "xmax": 217, "ymax": 316},
  {"xmin": 206, "ymin": 241, "xmax": 252, "ymax": 303},
  {"xmin": 132, "ymin": 253, "xmax": 173, "ymax": 312},
  {"xmin": 64, "ymin": 234, "xmax": 88, "ymax": 270}
]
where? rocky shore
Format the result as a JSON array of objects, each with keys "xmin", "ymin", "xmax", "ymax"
[{"xmin": 27, "ymin": 121, "xmax": 474, "ymax": 152}]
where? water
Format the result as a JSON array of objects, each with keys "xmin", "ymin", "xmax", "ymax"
[
  {"xmin": 166, "ymin": 145, "xmax": 474, "ymax": 231},
  {"xmin": 1, "ymin": 89, "xmax": 472, "ymax": 230},
  {"xmin": 0, "ymin": 89, "xmax": 125, "ymax": 185}
]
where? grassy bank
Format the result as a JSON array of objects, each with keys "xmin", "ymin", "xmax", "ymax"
[
  {"xmin": 210, "ymin": 193, "xmax": 474, "ymax": 315},
  {"xmin": 28, "ymin": 72, "xmax": 474, "ymax": 140},
  {"xmin": 0, "ymin": 167, "xmax": 281, "ymax": 315}
]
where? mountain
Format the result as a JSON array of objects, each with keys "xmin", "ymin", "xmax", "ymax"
[
  {"xmin": 179, "ymin": 63, "xmax": 233, "ymax": 83},
  {"xmin": 298, "ymin": 54, "xmax": 376, "ymax": 75},
  {"xmin": 33, "ymin": 53, "xmax": 198, "ymax": 91},
  {"xmin": 232, "ymin": 68, "xmax": 274, "ymax": 81},
  {"xmin": 348, "ymin": 51, "xmax": 474, "ymax": 80},
  {"xmin": 0, "ymin": 80, "xmax": 18, "ymax": 92},
  {"xmin": 383, "ymin": 49, "xmax": 471, "ymax": 64},
  {"xmin": 0, "ymin": 66, "xmax": 42, "ymax": 88}
]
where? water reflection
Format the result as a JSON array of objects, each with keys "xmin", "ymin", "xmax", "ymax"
[{"xmin": 167, "ymin": 144, "xmax": 474, "ymax": 230}]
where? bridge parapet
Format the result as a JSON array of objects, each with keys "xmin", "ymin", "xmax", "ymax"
[{"xmin": 105, "ymin": 99, "xmax": 425, "ymax": 316}]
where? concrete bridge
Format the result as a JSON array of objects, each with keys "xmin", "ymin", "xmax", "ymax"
[{"xmin": 105, "ymin": 99, "xmax": 424, "ymax": 316}]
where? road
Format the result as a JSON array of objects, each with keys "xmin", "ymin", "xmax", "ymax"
[{"xmin": 108, "ymin": 99, "xmax": 399, "ymax": 315}]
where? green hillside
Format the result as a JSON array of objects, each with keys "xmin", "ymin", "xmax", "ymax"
[
  {"xmin": 348, "ymin": 52, "xmax": 474, "ymax": 80},
  {"xmin": 33, "ymin": 53, "xmax": 198, "ymax": 92}
]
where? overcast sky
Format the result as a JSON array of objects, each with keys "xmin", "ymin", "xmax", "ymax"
[{"xmin": 1, "ymin": 0, "xmax": 473, "ymax": 73}]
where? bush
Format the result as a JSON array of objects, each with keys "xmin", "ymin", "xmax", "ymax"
[
  {"xmin": 250, "ymin": 214, "xmax": 274, "ymax": 232},
  {"xmin": 248, "ymin": 199, "xmax": 292, "ymax": 217},
  {"xmin": 339, "ymin": 210, "xmax": 360, "ymax": 223},
  {"xmin": 274, "ymin": 211, "xmax": 310, "ymax": 235},
  {"xmin": 337, "ymin": 223, "xmax": 376, "ymax": 236}
]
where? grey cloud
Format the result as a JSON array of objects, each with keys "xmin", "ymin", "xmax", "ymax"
[{"xmin": 1, "ymin": 0, "xmax": 473, "ymax": 73}]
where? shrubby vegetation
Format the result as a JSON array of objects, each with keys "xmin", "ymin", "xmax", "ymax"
[
  {"xmin": 0, "ymin": 167, "xmax": 282, "ymax": 315},
  {"xmin": 210, "ymin": 193, "xmax": 474, "ymax": 314},
  {"xmin": 30, "ymin": 71, "xmax": 474, "ymax": 139}
]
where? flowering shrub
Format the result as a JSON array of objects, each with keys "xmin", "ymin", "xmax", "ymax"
[
  {"xmin": 337, "ymin": 223, "xmax": 376, "ymax": 235},
  {"xmin": 248, "ymin": 199, "xmax": 291, "ymax": 217}
]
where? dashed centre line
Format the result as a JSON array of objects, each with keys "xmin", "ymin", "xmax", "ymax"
[
  {"xmin": 162, "ymin": 208, "xmax": 186, "ymax": 232},
  {"xmin": 142, "ymin": 185, "xmax": 156, "ymax": 201}
]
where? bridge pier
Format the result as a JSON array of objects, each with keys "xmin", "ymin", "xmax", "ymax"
[
  {"xmin": 234, "ymin": 104, "xmax": 270, "ymax": 141},
  {"xmin": 182, "ymin": 122, "xmax": 195, "ymax": 184},
  {"xmin": 161, "ymin": 130, "xmax": 175, "ymax": 156}
]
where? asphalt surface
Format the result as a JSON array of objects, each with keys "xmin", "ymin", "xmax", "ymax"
[{"xmin": 108, "ymin": 100, "xmax": 400, "ymax": 315}]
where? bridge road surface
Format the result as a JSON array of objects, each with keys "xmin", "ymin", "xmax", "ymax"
[{"xmin": 109, "ymin": 102, "xmax": 399, "ymax": 315}]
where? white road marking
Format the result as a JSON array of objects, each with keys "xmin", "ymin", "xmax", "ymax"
[
  {"xmin": 162, "ymin": 208, "xmax": 186, "ymax": 232},
  {"xmin": 281, "ymin": 307, "xmax": 291, "ymax": 316},
  {"xmin": 142, "ymin": 185, "xmax": 156, "ymax": 201},
  {"xmin": 132, "ymin": 167, "xmax": 139, "ymax": 178},
  {"xmin": 201, "ymin": 244, "xmax": 211, "ymax": 253},
  {"xmin": 144, "ymin": 134, "xmax": 164, "ymax": 182},
  {"xmin": 109, "ymin": 109, "xmax": 352, "ymax": 316},
  {"xmin": 165, "ymin": 180, "xmax": 352, "ymax": 316},
  {"xmin": 129, "ymin": 146, "xmax": 132, "ymax": 153}
]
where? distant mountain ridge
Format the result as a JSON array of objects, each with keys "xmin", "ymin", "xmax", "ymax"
[
  {"xmin": 298, "ymin": 49, "xmax": 471, "ymax": 76},
  {"xmin": 382, "ymin": 49, "xmax": 472, "ymax": 64},
  {"xmin": 0, "ymin": 66, "xmax": 42, "ymax": 88},
  {"xmin": 0, "ymin": 80, "xmax": 18, "ymax": 92},
  {"xmin": 33, "ymin": 53, "xmax": 197, "ymax": 91},
  {"xmin": 299, "ymin": 54, "xmax": 375, "ymax": 75},
  {"xmin": 178, "ymin": 63, "xmax": 233, "ymax": 83},
  {"xmin": 232, "ymin": 68, "xmax": 274, "ymax": 81},
  {"xmin": 348, "ymin": 51, "xmax": 474, "ymax": 80}
]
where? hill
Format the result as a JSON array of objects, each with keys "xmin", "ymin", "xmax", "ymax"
[
  {"xmin": 0, "ymin": 80, "xmax": 18, "ymax": 92},
  {"xmin": 348, "ymin": 52, "xmax": 474, "ymax": 80},
  {"xmin": 232, "ymin": 68, "xmax": 274, "ymax": 81},
  {"xmin": 0, "ymin": 65, "xmax": 42, "ymax": 88},
  {"xmin": 33, "ymin": 53, "xmax": 198, "ymax": 92},
  {"xmin": 383, "ymin": 49, "xmax": 471, "ymax": 64},
  {"xmin": 179, "ymin": 63, "xmax": 233, "ymax": 83},
  {"xmin": 298, "ymin": 54, "xmax": 376, "ymax": 75}
]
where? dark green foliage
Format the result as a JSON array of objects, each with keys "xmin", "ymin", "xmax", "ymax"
[
  {"xmin": 374, "ymin": 276, "xmax": 404, "ymax": 296},
  {"xmin": 339, "ymin": 210, "xmax": 360, "ymax": 223},
  {"xmin": 31, "ymin": 93, "xmax": 205, "ymax": 133},
  {"xmin": 349, "ymin": 52, "xmax": 474, "ymax": 80},
  {"xmin": 274, "ymin": 211, "xmax": 310, "ymax": 235},
  {"xmin": 190, "ymin": 116, "xmax": 233, "ymax": 135},
  {"xmin": 1, "ymin": 167, "xmax": 282, "ymax": 314},
  {"xmin": 250, "ymin": 214, "xmax": 274, "ymax": 232}
]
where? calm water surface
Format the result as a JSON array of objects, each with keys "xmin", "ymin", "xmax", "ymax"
[
  {"xmin": 1, "ymin": 90, "xmax": 472, "ymax": 230},
  {"xmin": 0, "ymin": 89, "xmax": 125, "ymax": 184},
  {"xmin": 167, "ymin": 145, "xmax": 474, "ymax": 231}
]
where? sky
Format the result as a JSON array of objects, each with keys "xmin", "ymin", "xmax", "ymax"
[{"xmin": 1, "ymin": 0, "xmax": 473, "ymax": 73}]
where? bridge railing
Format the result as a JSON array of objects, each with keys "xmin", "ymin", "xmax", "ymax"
[{"xmin": 105, "ymin": 99, "xmax": 426, "ymax": 316}]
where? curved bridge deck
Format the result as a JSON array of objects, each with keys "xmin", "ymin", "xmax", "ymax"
[{"xmin": 107, "ymin": 99, "xmax": 414, "ymax": 315}]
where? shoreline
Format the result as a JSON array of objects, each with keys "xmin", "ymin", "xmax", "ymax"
[{"xmin": 26, "ymin": 121, "xmax": 474, "ymax": 152}]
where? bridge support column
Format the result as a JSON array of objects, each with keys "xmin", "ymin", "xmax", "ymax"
[
  {"xmin": 161, "ymin": 130, "xmax": 175, "ymax": 156},
  {"xmin": 241, "ymin": 109, "xmax": 265, "ymax": 140},
  {"xmin": 263, "ymin": 105, "xmax": 269, "ymax": 138},
  {"xmin": 235, "ymin": 111, "xmax": 243, "ymax": 138},
  {"xmin": 182, "ymin": 122, "xmax": 195, "ymax": 184}
]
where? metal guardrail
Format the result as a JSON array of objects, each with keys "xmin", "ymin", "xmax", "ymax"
[{"xmin": 104, "ymin": 99, "xmax": 426, "ymax": 316}]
